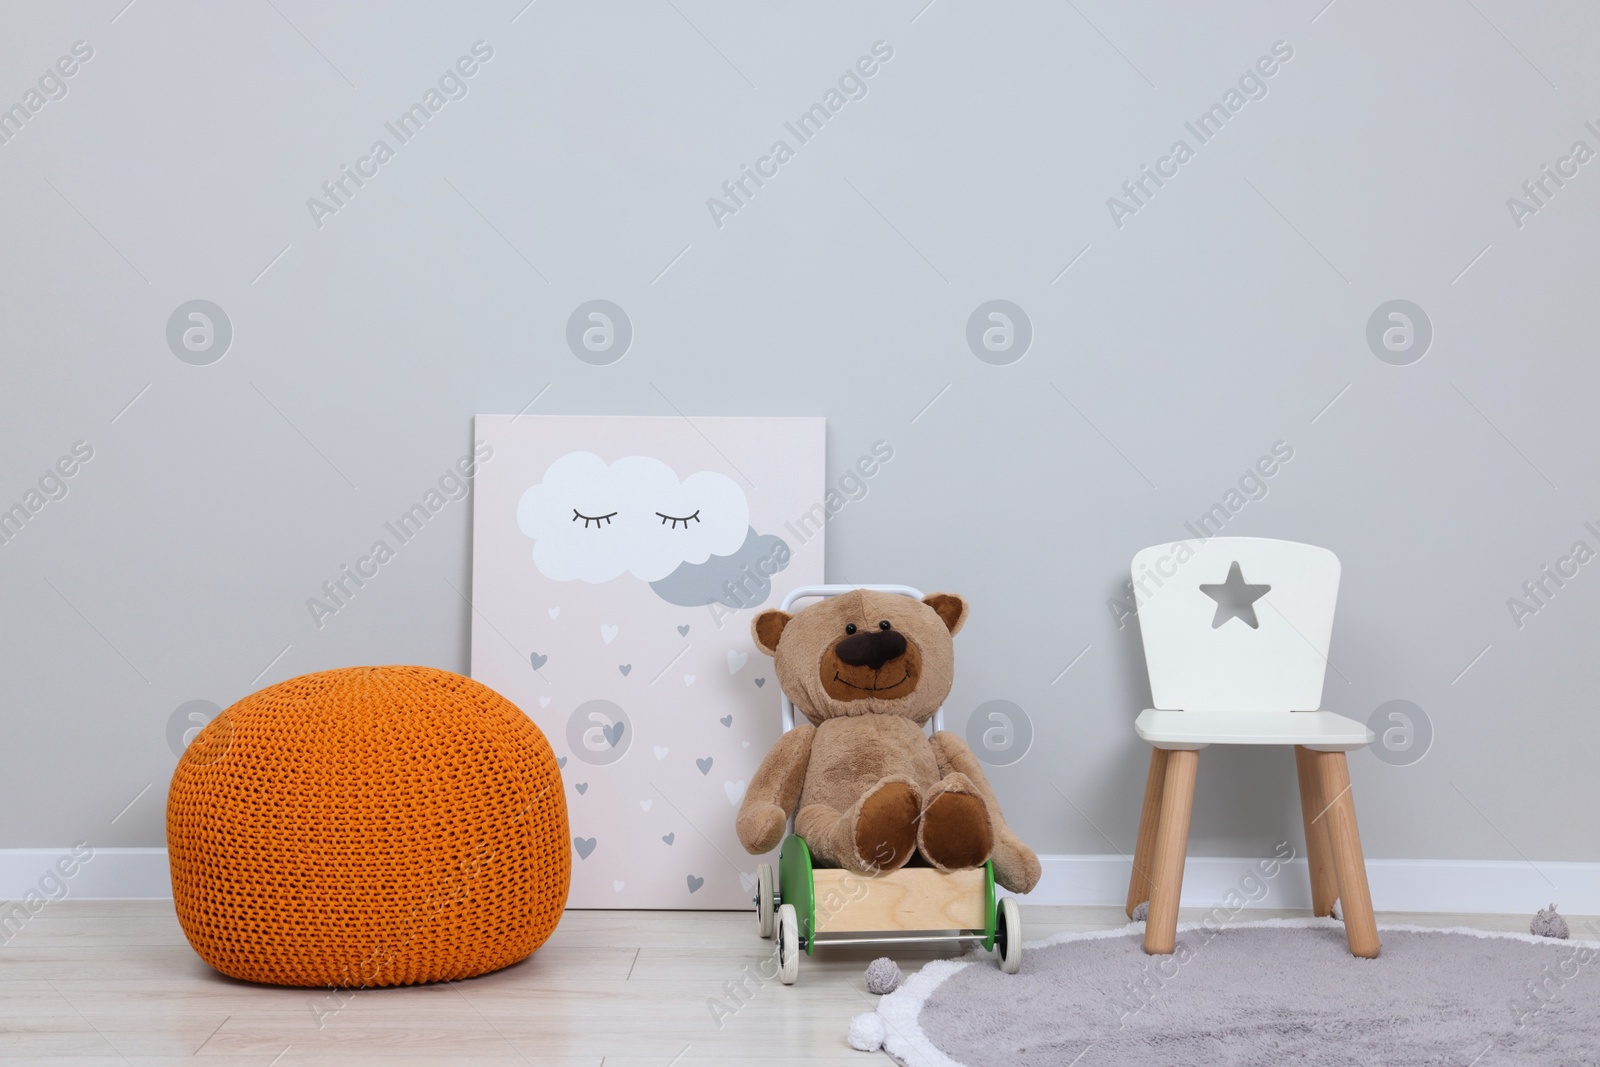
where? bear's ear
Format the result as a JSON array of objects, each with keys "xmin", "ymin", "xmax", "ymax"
[
  {"xmin": 752, "ymin": 610, "xmax": 792, "ymax": 657},
  {"xmin": 922, "ymin": 593, "xmax": 968, "ymax": 636}
]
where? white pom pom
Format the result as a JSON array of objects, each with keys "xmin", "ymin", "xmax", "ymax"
[
  {"xmin": 1331, "ymin": 898, "xmax": 1343, "ymax": 922},
  {"xmin": 1132, "ymin": 901, "xmax": 1148, "ymax": 922},
  {"xmin": 848, "ymin": 1012, "xmax": 886, "ymax": 1052}
]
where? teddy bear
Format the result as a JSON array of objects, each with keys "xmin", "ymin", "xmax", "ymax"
[{"xmin": 735, "ymin": 588, "xmax": 1040, "ymax": 893}]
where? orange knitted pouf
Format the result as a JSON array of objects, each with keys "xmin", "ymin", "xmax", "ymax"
[{"xmin": 166, "ymin": 665, "xmax": 570, "ymax": 988}]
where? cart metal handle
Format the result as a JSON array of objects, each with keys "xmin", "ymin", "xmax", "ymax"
[{"xmin": 775, "ymin": 584, "xmax": 945, "ymax": 735}]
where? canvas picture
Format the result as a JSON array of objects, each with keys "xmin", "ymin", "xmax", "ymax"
[{"xmin": 469, "ymin": 415, "xmax": 825, "ymax": 908}]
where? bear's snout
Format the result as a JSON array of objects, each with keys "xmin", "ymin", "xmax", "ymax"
[{"xmin": 834, "ymin": 629, "xmax": 907, "ymax": 671}]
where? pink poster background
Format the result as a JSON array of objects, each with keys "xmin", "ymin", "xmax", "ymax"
[{"xmin": 470, "ymin": 415, "xmax": 824, "ymax": 908}]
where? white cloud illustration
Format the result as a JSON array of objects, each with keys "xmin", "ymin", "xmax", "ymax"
[{"xmin": 517, "ymin": 452, "xmax": 749, "ymax": 583}]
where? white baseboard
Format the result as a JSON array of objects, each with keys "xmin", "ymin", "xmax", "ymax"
[
  {"xmin": 1028, "ymin": 854, "xmax": 1600, "ymax": 915},
  {"xmin": 2, "ymin": 848, "xmax": 1595, "ymax": 915},
  {"xmin": 0, "ymin": 848, "xmax": 171, "ymax": 901}
]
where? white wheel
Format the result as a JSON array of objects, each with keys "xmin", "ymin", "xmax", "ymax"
[
  {"xmin": 756, "ymin": 863, "xmax": 775, "ymax": 939},
  {"xmin": 776, "ymin": 903, "xmax": 800, "ymax": 985},
  {"xmin": 996, "ymin": 896, "xmax": 1021, "ymax": 974}
]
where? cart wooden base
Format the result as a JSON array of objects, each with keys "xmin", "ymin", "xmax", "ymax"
[{"xmin": 756, "ymin": 836, "xmax": 1020, "ymax": 983}]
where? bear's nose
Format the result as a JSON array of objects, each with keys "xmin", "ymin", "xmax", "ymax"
[{"xmin": 835, "ymin": 629, "xmax": 907, "ymax": 671}]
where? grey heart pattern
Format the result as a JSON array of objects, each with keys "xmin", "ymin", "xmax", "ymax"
[
  {"xmin": 618, "ymin": 664, "xmax": 632, "ymax": 676},
  {"xmin": 603, "ymin": 721, "xmax": 625, "ymax": 746},
  {"xmin": 662, "ymin": 832, "xmax": 675, "ymax": 845},
  {"xmin": 696, "ymin": 757, "xmax": 713, "ymax": 775},
  {"xmin": 687, "ymin": 875, "xmax": 704, "ymax": 893},
  {"xmin": 574, "ymin": 837, "xmax": 597, "ymax": 860},
  {"xmin": 754, "ymin": 678, "xmax": 765, "ymax": 688},
  {"xmin": 720, "ymin": 715, "xmax": 732, "ymax": 727},
  {"xmin": 530, "ymin": 652, "xmax": 548, "ymax": 670},
  {"xmin": 677, "ymin": 624, "xmax": 690, "ymax": 636},
  {"xmin": 575, "ymin": 783, "xmax": 588, "ymax": 794},
  {"xmin": 557, "ymin": 756, "xmax": 567, "ymax": 769}
]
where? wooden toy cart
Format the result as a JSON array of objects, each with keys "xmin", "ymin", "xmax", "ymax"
[{"xmin": 751, "ymin": 584, "xmax": 1022, "ymax": 984}]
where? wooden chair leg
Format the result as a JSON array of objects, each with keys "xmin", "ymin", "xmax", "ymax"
[
  {"xmin": 1294, "ymin": 746, "xmax": 1338, "ymax": 917},
  {"xmin": 1313, "ymin": 750, "xmax": 1380, "ymax": 958},
  {"xmin": 1143, "ymin": 748, "xmax": 1199, "ymax": 955},
  {"xmin": 1126, "ymin": 748, "xmax": 1169, "ymax": 918}
]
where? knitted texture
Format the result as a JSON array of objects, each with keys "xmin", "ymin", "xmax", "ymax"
[
  {"xmin": 865, "ymin": 957, "xmax": 903, "ymax": 994},
  {"xmin": 166, "ymin": 665, "xmax": 570, "ymax": 988},
  {"xmin": 1531, "ymin": 903, "xmax": 1570, "ymax": 939}
]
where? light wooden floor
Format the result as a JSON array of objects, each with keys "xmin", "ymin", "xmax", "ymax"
[{"xmin": 0, "ymin": 901, "xmax": 1566, "ymax": 1065}]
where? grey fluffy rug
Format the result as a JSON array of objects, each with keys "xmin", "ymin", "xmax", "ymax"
[{"xmin": 860, "ymin": 919, "xmax": 1599, "ymax": 1066}]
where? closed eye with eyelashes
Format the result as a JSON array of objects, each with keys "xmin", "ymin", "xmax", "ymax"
[
  {"xmin": 571, "ymin": 509, "xmax": 703, "ymax": 529},
  {"xmin": 655, "ymin": 510, "xmax": 701, "ymax": 529}
]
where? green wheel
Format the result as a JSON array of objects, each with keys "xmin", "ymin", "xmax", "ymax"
[{"xmin": 778, "ymin": 836, "xmax": 817, "ymax": 955}]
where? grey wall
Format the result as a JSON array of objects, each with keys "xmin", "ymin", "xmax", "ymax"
[{"xmin": 3, "ymin": 0, "xmax": 1597, "ymax": 870}]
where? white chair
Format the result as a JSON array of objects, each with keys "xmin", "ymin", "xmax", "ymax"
[{"xmin": 1124, "ymin": 537, "xmax": 1380, "ymax": 958}]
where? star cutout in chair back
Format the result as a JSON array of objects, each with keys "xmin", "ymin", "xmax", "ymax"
[{"xmin": 1199, "ymin": 561, "xmax": 1271, "ymax": 629}]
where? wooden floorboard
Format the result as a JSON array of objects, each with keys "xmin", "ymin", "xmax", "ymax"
[{"xmin": 0, "ymin": 900, "xmax": 1582, "ymax": 1064}]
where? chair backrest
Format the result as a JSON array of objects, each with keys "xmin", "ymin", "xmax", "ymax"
[
  {"xmin": 775, "ymin": 584, "xmax": 943, "ymax": 734},
  {"xmin": 1131, "ymin": 537, "xmax": 1340, "ymax": 713}
]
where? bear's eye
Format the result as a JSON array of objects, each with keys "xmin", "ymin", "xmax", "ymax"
[
  {"xmin": 844, "ymin": 623, "xmax": 857, "ymax": 635},
  {"xmin": 878, "ymin": 620, "xmax": 891, "ymax": 630}
]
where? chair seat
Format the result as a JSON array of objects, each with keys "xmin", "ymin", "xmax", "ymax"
[{"xmin": 1134, "ymin": 708, "xmax": 1374, "ymax": 751}]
